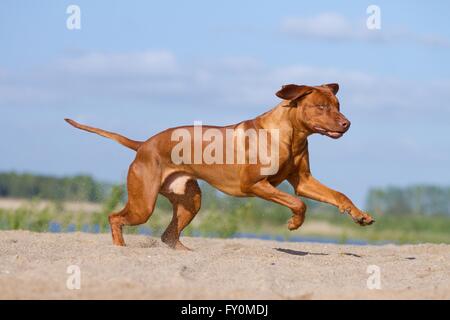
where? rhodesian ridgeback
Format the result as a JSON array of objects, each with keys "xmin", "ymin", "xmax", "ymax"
[{"xmin": 66, "ymin": 83, "xmax": 374, "ymax": 250}]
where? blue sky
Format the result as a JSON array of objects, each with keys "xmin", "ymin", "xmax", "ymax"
[{"xmin": 1, "ymin": 0, "xmax": 450, "ymax": 207}]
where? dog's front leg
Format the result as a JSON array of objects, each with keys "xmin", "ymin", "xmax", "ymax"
[
  {"xmin": 291, "ymin": 174, "xmax": 374, "ymax": 226},
  {"xmin": 244, "ymin": 179, "xmax": 307, "ymax": 230}
]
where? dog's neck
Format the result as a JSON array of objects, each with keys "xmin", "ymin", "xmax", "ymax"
[
  {"xmin": 256, "ymin": 101, "xmax": 311, "ymax": 150},
  {"xmin": 253, "ymin": 101, "xmax": 311, "ymax": 157}
]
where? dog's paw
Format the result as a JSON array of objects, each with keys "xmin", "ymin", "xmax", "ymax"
[
  {"xmin": 352, "ymin": 212, "xmax": 375, "ymax": 226},
  {"xmin": 287, "ymin": 216, "xmax": 303, "ymax": 230}
]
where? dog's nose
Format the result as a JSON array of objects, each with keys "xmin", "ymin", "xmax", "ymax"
[{"xmin": 340, "ymin": 119, "xmax": 351, "ymax": 130}]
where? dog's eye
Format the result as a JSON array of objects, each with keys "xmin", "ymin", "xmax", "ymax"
[{"xmin": 317, "ymin": 105, "xmax": 329, "ymax": 110}]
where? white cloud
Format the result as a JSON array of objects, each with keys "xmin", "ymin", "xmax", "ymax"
[
  {"xmin": 280, "ymin": 13, "xmax": 450, "ymax": 47},
  {"xmin": 1, "ymin": 49, "xmax": 450, "ymax": 116},
  {"xmin": 281, "ymin": 13, "xmax": 357, "ymax": 41},
  {"xmin": 58, "ymin": 50, "xmax": 178, "ymax": 76}
]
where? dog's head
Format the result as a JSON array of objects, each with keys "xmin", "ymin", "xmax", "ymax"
[{"xmin": 276, "ymin": 83, "xmax": 350, "ymax": 139}]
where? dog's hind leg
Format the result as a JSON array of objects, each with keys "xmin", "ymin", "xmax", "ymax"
[
  {"xmin": 109, "ymin": 157, "xmax": 161, "ymax": 246},
  {"xmin": 161, "ymin": 178, "xmax": 202, "ymax": 250}
]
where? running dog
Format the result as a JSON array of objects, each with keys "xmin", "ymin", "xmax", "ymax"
[{"xmin": 65, "ymin": 83, "xmax": 374, "ymax": 250}]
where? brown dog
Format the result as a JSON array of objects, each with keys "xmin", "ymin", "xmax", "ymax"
[{"xmin": 66, "ymin": 83, "xmax": 374, "ymax": 250}]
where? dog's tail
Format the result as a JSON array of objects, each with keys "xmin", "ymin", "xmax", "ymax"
[{"xmin": 64, "ymin": 118, "xmax": 143, "ymax": 151}]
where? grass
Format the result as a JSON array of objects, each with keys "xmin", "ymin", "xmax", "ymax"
[
  {"xmin": 1, "ymin": 194, "xmax": 450, "ymax": 244},
  {"xmin": 308, "ymin": 211, "xmax": 450, "ymax": 244}
]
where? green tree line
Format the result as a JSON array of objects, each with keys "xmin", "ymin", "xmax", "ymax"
[
  {"xmin": 0, "ymin": 172, "xmax": 108, "ymax": 202},
  {"xmin": 366, "ymin": 185, "xmax": 450, "ymax": 216},
  {"xmin": 1, "ymin": 171, "xmax": 449, "ymax": 216}
]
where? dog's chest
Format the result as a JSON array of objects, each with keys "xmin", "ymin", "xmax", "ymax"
[
  {"xmin": 268, "ymin": 141, "xmax": 306, "ymax": 184},
  {"xmin": 268, "ymin": 154, "xmax": 297, "ymax": 184}
]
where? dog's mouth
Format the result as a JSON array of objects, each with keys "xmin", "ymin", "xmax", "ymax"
[{"xmin": 313, "ymin": 126, "xmax": 345, "ymax": 139}]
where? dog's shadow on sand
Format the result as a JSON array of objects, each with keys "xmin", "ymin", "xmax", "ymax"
[
  {"xmin": 275, "ymin": 248, "xmax": 363, "ymax": 258},
  {"xmin": 274, "ymin": 248, "xmax": 329, "ymax": 256}
]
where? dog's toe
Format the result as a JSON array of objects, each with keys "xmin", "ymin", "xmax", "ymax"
[
  {"xmin": 287, "ymin": 216, "xmax": 303, "ymax": 230},
  {"xmin": 354, "ymin": 214, "xmax": 375, "ymax": 226},
  {"xmin": 288, "ymin": 219, "xmax": 300, "ymax": 231}
]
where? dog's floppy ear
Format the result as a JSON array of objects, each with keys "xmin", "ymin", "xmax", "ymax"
[
  {"xmin": 276, "ymin": 84, "xmax": 313, "ymax": 101},
  {"xmin": 323, "ymin": 83, "xmax": 339, "ymax": 95}
]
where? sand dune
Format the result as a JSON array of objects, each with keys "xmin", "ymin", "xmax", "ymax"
[{"xmin": 0, "ymin": 230, "xmax": 449, "ymax": 299}]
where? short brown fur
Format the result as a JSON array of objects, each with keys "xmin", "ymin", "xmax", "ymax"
[{"xmin": 66, "ymin": 83, "xmax": 374, "ymax": 250}]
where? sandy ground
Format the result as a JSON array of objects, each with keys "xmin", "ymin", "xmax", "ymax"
[{"xmin": 0, "ymin": 230, "xmax": 449, "ymax": 299}]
